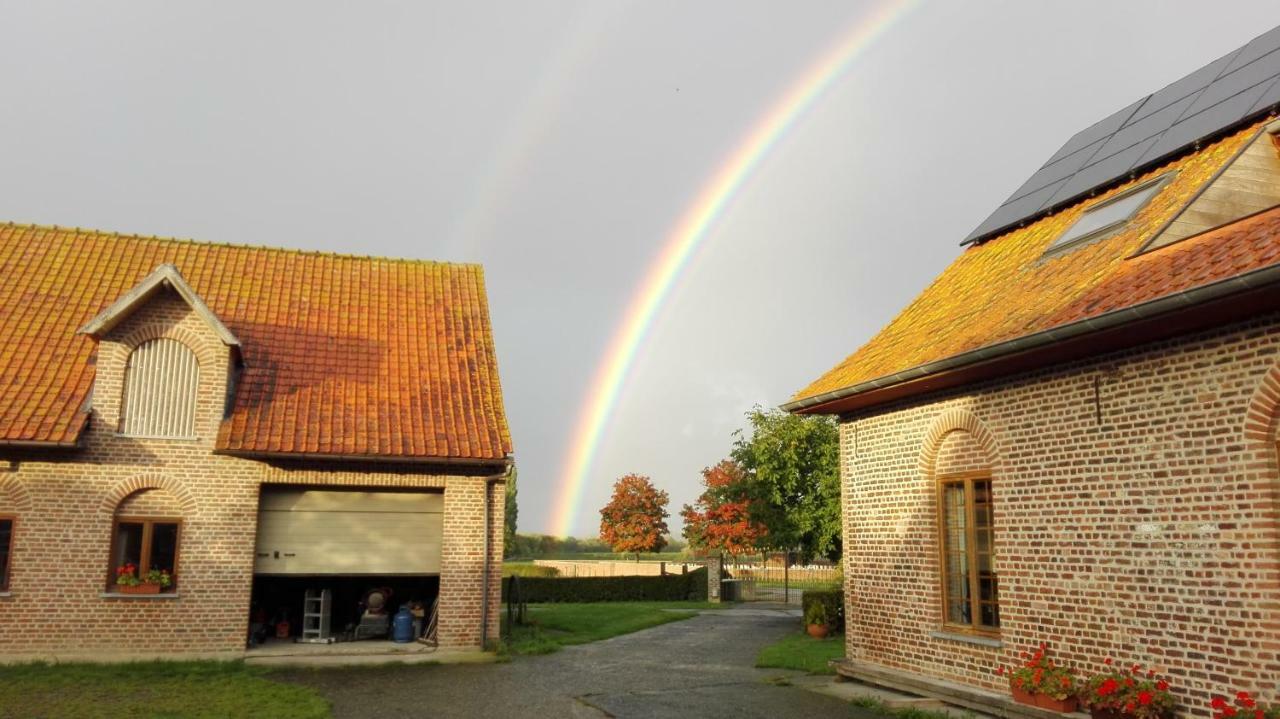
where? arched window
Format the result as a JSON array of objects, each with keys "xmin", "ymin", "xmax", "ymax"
[
  {"xmin": 0, "ymin": 516, "xmax": 13, "ymax": 592},
  {"xmin": 929, "ymin": 426, "xmax": 999, "ymax": 635},
  {"xmin": 120, "ymin": 338, "xmax": 199, "ymax": 438},
  {"xmin": 108, "ymin": 488, "xmax": 182, "ymax": 594}
]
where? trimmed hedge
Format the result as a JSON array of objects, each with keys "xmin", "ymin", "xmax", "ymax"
[
  {"xmin": 801, "ymin": 588, "xmax": 844, "ymax": 631},
  {"xmin": 503, "ymin": 567, "xmax": 707, "ymax": 603}
]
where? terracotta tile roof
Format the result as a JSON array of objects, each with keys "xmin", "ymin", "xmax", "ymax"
[
  {"xmin": 0, "ymin": 224, "xmax": 513, "ymax": 461},
  {"xmin": 793, "ymin": 119, "xmax": 1280, "ymax": 407}
]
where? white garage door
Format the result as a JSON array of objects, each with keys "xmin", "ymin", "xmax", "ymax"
[{"xmin": 254, "ymin": 489, "xmax": 443, "ymax": 575}]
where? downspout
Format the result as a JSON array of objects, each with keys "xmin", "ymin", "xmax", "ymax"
[{"xmin": 480, "ymin": 462, "xmax": 513, "ymax": 649}]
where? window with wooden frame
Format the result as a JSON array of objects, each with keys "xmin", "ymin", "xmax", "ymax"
[
  {"xmin": 108, "ymin": 518, "xmax": 180, "ymax": 593},
  {"xmin": 937, "ymin": 473, "xmax": 998, "ymax": 634},
  {"xmin": 0, "ymin": 517, "xmax": 13, "ymax": 591}
]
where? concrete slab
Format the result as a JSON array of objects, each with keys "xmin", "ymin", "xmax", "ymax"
[
  {"xmin": 245, "ymin": 648, "xmax": 494, "ymax": 667},
  {"xmin": 791, "ymin": 675, "xmax": 1001, "ymax": 719},
  {"xmin": 273, "ymin": 610, "xmax": 881, "ymax": 719},
  {"xmin": 244, "ymin": 637, "xmax": 496, "ymax": 667}
]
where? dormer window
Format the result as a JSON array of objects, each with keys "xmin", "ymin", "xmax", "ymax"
[
  {"xmin": 120, "ymin": 338, "xmax": 199, "ymax": 438},
  {"xmin": 1046, "ymin": 173, "xmax": 1173, "ymax": 254}
]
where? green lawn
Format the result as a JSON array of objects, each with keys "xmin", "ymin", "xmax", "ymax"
[
  {"xmin": 504, "ymin": 601, "xmax": 716, "ymax": 656},
  {"xmin": 0, "ymin": 660, "xmax": 329, "ymax": 719},
  {"xmin": 501, "ymin": 561, "xmax": 561, "ymax": 577},
  {"xmin": 755, "ymin": 631, "xmax": 845, "ymax": 675}
]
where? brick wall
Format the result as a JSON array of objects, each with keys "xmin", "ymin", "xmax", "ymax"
[
  {"xmin": 840, "ymin": 313, "xmax": 1280, "ymax": 713},
  {"xmin": 0, "ymin": 290, "xmax": 505, "ymax": 656}
]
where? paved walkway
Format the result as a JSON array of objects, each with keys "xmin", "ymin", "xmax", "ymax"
[{"xmin": 276, "ymin": 606, "xmax": 879, "ymax": 719}]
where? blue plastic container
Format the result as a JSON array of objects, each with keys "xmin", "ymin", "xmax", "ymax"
[{"xmin": 392, "ymin": 606, "xmax": 415, "ymax": 643}]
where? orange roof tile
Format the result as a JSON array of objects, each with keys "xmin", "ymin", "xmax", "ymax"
[
  {"xmin": 0, "ymin": 225, "xmax": 513, "ymax": 461},
  {"xmin": 792, "ymin": 120, "xmax": 1280, "ymax": 409}
]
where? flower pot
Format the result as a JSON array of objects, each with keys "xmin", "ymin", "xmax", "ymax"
[
  {"xmin": 117, "ymin": 583, "xmax": 161, "ymax": 595},
  {"xmin": 1035, "ymin": 694, "xmax": 1079, "ymax": 713},
  {"xmin": 806, "ymin": 623, "xmax": 829, "ymax": 639},
  {"xmin": 1088, "ymin": 708, "xmax": 1120, "ymax": 719},
  {"xmin": 1010, "ymin": 680, "xmax": 1037, "ymax": 707}
]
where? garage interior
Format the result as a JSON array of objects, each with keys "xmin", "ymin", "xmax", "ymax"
[{"xmin": 248, "ymin": 487, "xmax": 444, "ymax": 648}]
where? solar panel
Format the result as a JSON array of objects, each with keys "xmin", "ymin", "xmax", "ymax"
[{"xmin": 962, "ymin": 25, "xmax": 1280, "ymax": 245}]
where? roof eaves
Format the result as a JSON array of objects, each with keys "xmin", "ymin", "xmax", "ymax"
[
  {"xmin": 212, "ymin": 447, "xmax": 514, "ymax": 468},
  {"xmin": 781, "ymin": 261, "xmax": 1280, "ymax": 414},
  {"xmin": 77, "ymin": 263, "xmax": 240, "ymax": 346}
]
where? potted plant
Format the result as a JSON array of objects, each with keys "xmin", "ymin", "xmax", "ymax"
[
  {"xmin": 115, "ymin": 564, "xmax": 173, "ymax": 594},
  {"xmin": 804, "ymin": 602, "xmax": 830, "ymax": 638},
  {"xmin": 1211, "ymin": 691, "xmax": 1280, "ymax": 719},
  {"xmin": 1079, "ymin": 660, "xmax": 1175, "ymax": 719},
  {"xmin": 999, "ymin": 643, "xmax": 1078, "ymax": 713}
]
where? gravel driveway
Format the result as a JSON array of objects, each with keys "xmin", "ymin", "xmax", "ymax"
[{"xmin": 276, "ymin": 607, "xmax": 877, "ymax": 719}]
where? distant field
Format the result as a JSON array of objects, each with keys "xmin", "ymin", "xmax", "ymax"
[
  {"xmin": 502, "ymin": 561, "xmax": 560, "ymax": 577},
  {"xmin": 506, "ymin": 552, "xmax": 688, "ymax": 562}
]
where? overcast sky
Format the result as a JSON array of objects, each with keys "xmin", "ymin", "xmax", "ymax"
[{"xmin": 2, "ymin": 1, "xmax": 1276, "ymax": 537}]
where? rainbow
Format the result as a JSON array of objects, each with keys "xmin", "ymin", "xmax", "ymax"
[{"xmin": 550, "ymin": 0, "xmax": 919, "ymax": 537}]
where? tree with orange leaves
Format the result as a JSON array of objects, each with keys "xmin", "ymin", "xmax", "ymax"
[
  {"xmin": 599, "ymin": 474, "xmax": 670, "ymax": 556},
  {"xmin": 681, "ymin": 459, "xmax": 767, "ymax": 558}
]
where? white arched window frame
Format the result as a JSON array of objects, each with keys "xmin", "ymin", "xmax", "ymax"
[{"xmin": 120, "ymin": 338, "xmax": 200, "ymax": 438}]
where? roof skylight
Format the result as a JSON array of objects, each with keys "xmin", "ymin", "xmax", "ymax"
[{"xmin": 1046, "ymin": 174, "xmax": 1171, "ymax": 253}]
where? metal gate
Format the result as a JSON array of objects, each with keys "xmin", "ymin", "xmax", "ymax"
[{"xmin": 721, "ymin": 553, "xmax": 838, "ymax": 604}]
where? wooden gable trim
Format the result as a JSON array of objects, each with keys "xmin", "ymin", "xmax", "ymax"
[{"xmin": 78, "ymin": 264, "xmax": 240, "ymax": 347}]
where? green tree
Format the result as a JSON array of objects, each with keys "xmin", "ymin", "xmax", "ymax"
[
  {"xmin": 731, "ymin": 406, "xmax": 840, "ymax": 561},
  {"xmin": 503, "ymin": 466, "xmax": 518, "ymax": 556}
]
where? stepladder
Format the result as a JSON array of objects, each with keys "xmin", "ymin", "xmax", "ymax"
[{"xmin": 300, "ymin": 588, "xmax": 334, "ymax": 643}]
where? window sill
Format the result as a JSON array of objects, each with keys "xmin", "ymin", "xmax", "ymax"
[
  {"xmin": 101, "ymin": 592, "xmax": 181, "ymax": 600},
  {"xmin": 929, "ymin": 630, "xmax": 1001, "ymax": 648},
  {"xmin": 115, "ymin": 434, "xmax": 199, "ymax": 442},
  {"xmin": 0, "ymin": 591, "xmax": 11, "ymax": 598}
]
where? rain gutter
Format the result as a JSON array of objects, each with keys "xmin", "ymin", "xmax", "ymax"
[
  {"xmin": 0, "ymin": 438, "xmax": 81, "ymax": 449},
  {"xmin": 213, "ymin": 448, "xmax": 513, "ymax": 469}
]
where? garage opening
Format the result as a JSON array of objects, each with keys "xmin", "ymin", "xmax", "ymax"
[{"xmin": 248, "ymin": 487, "xmax": 443, "ymax": 648}]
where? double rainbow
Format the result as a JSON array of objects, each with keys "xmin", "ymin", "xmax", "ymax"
[{"xmin": 550, "ymin": 0, "xmax": 918, "ymax": 537}]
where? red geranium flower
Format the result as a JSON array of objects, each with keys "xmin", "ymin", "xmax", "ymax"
[{"xmin": 1139, "ymin": 691, "xmax": 1153, "ymax": 706}]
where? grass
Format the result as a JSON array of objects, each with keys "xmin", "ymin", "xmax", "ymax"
[
  {"xmin": 754, "ymin": 631, "xmax": 845, "ymax": 675},
  {"xmin": 0, "ymin": 660, "xmax": 329, "ymax": 719},
  {"xmin": 503, "ymin": 601, "xmax": 716, "ymax": 656},
  {"xmin": 502, "ymin": 561, "xmax": 561, "ymax": 577},
  {"xmin": 752, "ymin": 579, "xmax": 840, "ymax": 591}
]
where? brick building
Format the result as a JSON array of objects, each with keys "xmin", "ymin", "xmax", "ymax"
[
  {"xmin": 785, "ymin": 29, "xmax": 1280, "ymax": 715},
  {"xmin": 0, "ymin": 225, "xmax": 512, "ymax": 658}
]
